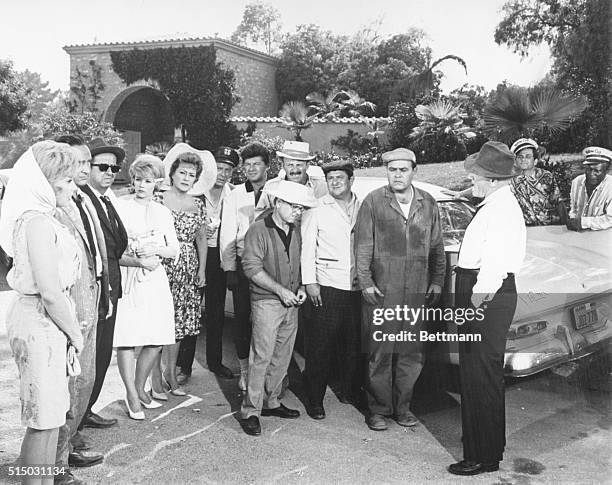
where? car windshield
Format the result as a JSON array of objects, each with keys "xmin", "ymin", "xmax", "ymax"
[{"xmin": 438, "ymin": 200, "xmax": 475, "ymax": 246}]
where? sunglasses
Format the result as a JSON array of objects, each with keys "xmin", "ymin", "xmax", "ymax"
[{"xmin": 91, "ymin": 163, "xmax": 121, "ymax": 174}]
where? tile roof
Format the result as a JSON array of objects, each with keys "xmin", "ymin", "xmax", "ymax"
[{"xmin": 230, "ymin": 116, "xmax": 390, "ymax": 124}]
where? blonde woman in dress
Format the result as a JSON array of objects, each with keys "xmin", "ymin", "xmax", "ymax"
[
  {"xmin": 0, "ymin": 141, "xmax": 82, "ymax": 484},
  {"xmin": 113, "ymin": 155, "xmax": 179, "ymax": 419}
]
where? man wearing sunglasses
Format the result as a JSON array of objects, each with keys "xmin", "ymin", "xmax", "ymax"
[{"xmin": 80, "ymin": 138, "xmax": 128, "ymax": 432}]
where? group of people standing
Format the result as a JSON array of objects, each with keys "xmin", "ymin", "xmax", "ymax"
[{"xmin": 1, "ymin": 131, "xmax": 610, "ymax": 483}]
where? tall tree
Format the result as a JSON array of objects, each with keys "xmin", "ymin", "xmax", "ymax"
[
  {"xmin": 231, "ymin": 1, "xmax": 282, "ymax": 55},
  {"xmin": 0, "ymin": 59, "xmax": 30, "ymax": 135},
  {"xmin": 495, "ymin": 0, "xmax": 611, "ymax": 147},
  {"xmin": 17, "ymin": 70, "xmax": 59, "ymax": 120}
]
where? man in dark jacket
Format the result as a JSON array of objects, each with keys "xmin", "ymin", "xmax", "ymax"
[{"xmin": 354, "ymin": 147, "xmax": 446, "ymax": 431}]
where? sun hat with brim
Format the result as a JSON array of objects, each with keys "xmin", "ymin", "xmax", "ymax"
[
  {"xmin": 464, "ymin": 141, "xmax": 520, "ymax": 179},
  {"xmin": 510, "ymin": 138, "xmax": 538, "ymax": 155},
  {"xmin": 89, "ymin": 138, "xmax": 126, "ymax": 163},
  {"xmin": 162, "ymin": 142, "xmax": 217, "ymax": 195},
  {"xmin": 582, "ymin": 146, "xmax": 612, "ymax": 165},
  {"xmin": 267, "ymin": 180, "xmax": 318, "ymax": 208},
  {"xmin": 276, "ymin": 141, "xmax": 316, "ymax": 161}
]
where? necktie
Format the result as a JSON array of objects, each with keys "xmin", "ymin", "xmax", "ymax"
[
  {"xmin": 100, "ymin": 195, "xmax": 120, "ymax": 234},
  {"xmin": 75, "ymin": 196, "xmax": 97, "ymax": 259}
]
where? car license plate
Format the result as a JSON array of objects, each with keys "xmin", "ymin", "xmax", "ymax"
[{"xmin": 572, "ymin": 302, "xmax": 598, "ymax": 330}]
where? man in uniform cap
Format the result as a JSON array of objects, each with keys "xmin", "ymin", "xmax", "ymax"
[
  {"xmin": 198, "ymin": 146, "xmax": 239, "ymax": 379},
  {"xmin": 239, "ymin": 181, "xmax": 317, "ymax": 436},
  {"xmin": 354, "ymin": 147, "xmax": 446, "ymax": 431},
  {"xmin": 567, "ymin": 146, "xmax": 612, "ymax": 231}
]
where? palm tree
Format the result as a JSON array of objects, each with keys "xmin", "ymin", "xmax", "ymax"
[
  {"xmin": 483, "ymin": 87, "xmax": 588, "ymax": 143},
  {"xmin": 277, "ymin": 101, "xmax": 318, "ymax": 141},
  {"xmin": 410, "ymin": 99, "xmax": 473, "ymax": 141},
  {"xmin": 364, "ymin": 118, "xmax": 388, "ymax": 146},
  {"xmin": 306, "ymin": 90, "xmax": 377, "ymax": 120},
  {"xmin": 305, "ymin": 91, "xmax": 342, "ymax": 120},
  {"xmin": 390, "ymin": 55, "xmax": 467, "ymax": 104},
  {"xmin": 145, "ymin": 141, "xmax": 174, "ymax": 161}
]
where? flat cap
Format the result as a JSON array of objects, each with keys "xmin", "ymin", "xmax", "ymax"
[
  {"xmin": 382, "ymin": 147, "xmax": 416, "ymax": 164},
  {"xmin": 321, "ymin": 160, "xmax": 354, "ymax": 177},
  {"xmin": 582, "ymin": 146, "xmax": 612, "ymax": 165}
]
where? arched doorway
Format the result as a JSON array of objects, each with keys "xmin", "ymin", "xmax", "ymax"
[{"xmin": 105, "ymin": 86, "xmax": 174, "ymax": 181}]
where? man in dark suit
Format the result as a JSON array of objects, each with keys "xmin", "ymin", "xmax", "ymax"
[{"xmin": 79, "ymin": 138, "xmax": 128, "ymax": 429}]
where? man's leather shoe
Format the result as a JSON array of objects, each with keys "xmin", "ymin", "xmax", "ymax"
[
  {"xmin": 68, "ymin": 450, "xmax": 104, "ymax": 468},
  {"xmin": 82, "ymin": 412, "xmax": 117, "ymax": 429},
  {"xmin": 261, "ymin": 403, "xmax": 300, "ymax": 419},
  {"xmin": 209, "ymin": 364, "xmax": 234, "ymax": 379},
  {"xmin": 307, "ymin": 405, "xmax": 325, "ymax": 420},
  {"xmin": 70, "ymin": 432, "xmax": 91, "ymax": 451},
  {"xmin": 54, "ymin": 470, "xmax": 85, "ymax": 485},
  {"xmin": 240, "ymin": 416, "xmax": 261, "ymax": 436},
  {"xmin": 396, "ymin": 412, "xmax": 419, "ymax": 427},
  {"xmin": 366, "ymin": 414, "xmax": 388, "ymax": 431},
  {"xmin": 448, "ymin": 460, "xmax": 499, "ymax": 475}
]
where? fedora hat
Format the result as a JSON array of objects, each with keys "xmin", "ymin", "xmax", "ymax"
[
  {"xmin": 162, "ymin": 142, "xmax": 217, "ymax": 195},
  {"xmin": 89, "ymin": 138, "xmax": 125, "ymax": 163},
  {"xmin": 464, "ymin": 141, "xmax": 520, "ymax": 179},
  {"xmin": 276, "ymin": 141, "xmax": 316, "ymax": 161},
  {"xmin": 267, "ymin": 180, "xmax": 318, "ymax": 208}
]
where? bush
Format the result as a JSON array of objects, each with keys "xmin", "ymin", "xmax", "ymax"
[
  {"xmin": 331, "ymin": 129, "xmax": 373, "ymax": 154},
  {"xmin": 410, "ymin": 132, "xmax": 467, "ymax": 164},
  {"xmin": 387, "ymin": 101, "xmax": 420, "ymax": 149}
]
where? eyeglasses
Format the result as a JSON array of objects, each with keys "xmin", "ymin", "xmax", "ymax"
[
  {"xmin": 91, "ymin": 163, "xmax": 121, "ymax": 174},
  {"xmin": 282, "ymin": 200, "xmax": 306, "ymax": 212}
]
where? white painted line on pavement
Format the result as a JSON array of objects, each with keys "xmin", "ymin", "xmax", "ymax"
[
  {"xmin": 270, "ymin": 424, "xmax": 286, "ymax": 436},
  {"xmin": 151, "ymin": 394, "xmax": 203, "ymax": 422},
  {"xmin": 269, "ymin": 465, "xmax": 308, "ymax": 482},
  {"xmin": 134, "ymin": 411, "xmax": 237, "ymax": 466},
  {"xmin": 104, "ymin": 442, "xmax": 132, "ymax": 459}
]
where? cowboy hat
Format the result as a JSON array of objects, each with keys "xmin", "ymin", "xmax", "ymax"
[
  {"xmin": 89, "ymin": 138, "xmax": 125, "ymax": 163},
  {"xmin": 276, "ymin": 141, "xmax": 316, "ymax": 161},
  {"xmin": 267, "ymin": 180, "xmax": 318, "ymax": 208},
  {"xmin": 464, "ymin": 141, "xmax": 520, "ymax": 179},
  {"xmin": 162, "ymin": 142, "xmax": 217, "ymax": 195}
]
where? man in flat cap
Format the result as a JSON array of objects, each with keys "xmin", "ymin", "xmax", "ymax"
[
  {"xmin": 567, "ymin": 146, "xmax": 612, "ymax": 231},
  {"xmin": 301, "ymin": 160, "xmax": 363, "ymax": 419},
  {"xmin": 239, "ymin": 181, "xmax": 317, "ymax": 436},
  {"xmin": 198, "ymin": 146, "xmax": 239, "ymax": 379},
  {"xmin": 354, "ymin": 147, "xmax": 445, "ymax": 431}
]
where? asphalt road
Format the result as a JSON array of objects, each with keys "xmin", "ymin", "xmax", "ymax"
[{"xmin": 0, "ymin": 286, "xmax": 610, "ymax": 485}]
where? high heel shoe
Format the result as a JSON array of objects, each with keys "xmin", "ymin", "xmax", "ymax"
[
  {"xmin": 147, "ymin": 377, "xmax": 168, "ymax": 401},
  {"xmin": 162, "ymin": 371, "xmax": 187, "ymax": 397},
  {"xmin": 139, "ymin": 396, "xmax": 162, "ymax": 409},
  {"xmin": 124, "ymin": 399, "xmax": 145, "ymax": 420}
]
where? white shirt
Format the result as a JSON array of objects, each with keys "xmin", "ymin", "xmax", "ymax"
[
  {"xmin": 569, "ymin": 174, "xmax": 612, "ymax": 230},
  {"xmin": 219, "ymin": 182, "xmax": 260, "ymax": 271},
  {"xmin": 202, "ymin": 183, "xmax": 233, "ymax": 248},
  {"xmin": 89, "ymin": 184, "xmax": 119, "ymax": 217},
  {"xmin": 301, "ymin": 193, "xmax": 361, "ymax": 291},
  {"xmin": 457, "ymin": 185, "xmax": 526, "ymax": 294}
]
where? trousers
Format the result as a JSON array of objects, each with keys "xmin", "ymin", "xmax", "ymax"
[
  {"xmin": 231, "ymin": 259, "xmax": 252, "ymax": 360},
  {"xmin": 456, "ymin": 268, "xmax": 517, "ymax": 463},
  {"xmin": 304, "ymin": 286, "xmax": 362, "ymax": 406},
  {"xmin": 56, "ymin": 322, "xmax": 96, "ymax": 464},
  {"xmin": 240, "ymin": 299, "xmax": 298, "ymax": 418},
  {"xmin": 204, "ymin": 247, "xmax": 227, "ymax": 368}
]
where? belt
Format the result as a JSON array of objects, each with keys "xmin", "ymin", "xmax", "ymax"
[{"xmin": 454, "ymin": 267, "xmax": 514, "ymax": 277}]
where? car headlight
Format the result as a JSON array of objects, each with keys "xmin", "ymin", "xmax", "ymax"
[{"xmin": 507, "ymin": 320, "xmax": 548, "ymax": 340}]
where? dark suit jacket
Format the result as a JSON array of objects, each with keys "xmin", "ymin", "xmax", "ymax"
[{"xmin": 80, "ymin": 185, "xmax": 128, "ymax": 307}]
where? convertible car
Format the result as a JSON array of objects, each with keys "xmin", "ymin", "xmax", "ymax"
[{"xmin": 351, "ymin": 177, "xmax": 612, "ymax": 377}]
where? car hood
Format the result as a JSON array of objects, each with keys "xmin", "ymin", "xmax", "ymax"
[{"xmin": 517, "ymin": 225, "xmax": 612, "ymax": 294}]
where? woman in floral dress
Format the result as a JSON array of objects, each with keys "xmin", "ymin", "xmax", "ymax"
[{"xmin": 150, "ymin": 149, "xmax": 209, "ymax": 396}]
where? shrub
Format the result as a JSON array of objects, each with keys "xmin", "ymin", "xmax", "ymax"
[
  {"xmin": 330, "ymin": 129, "xmax": 373, "ymax": 154},
  {"xmin": 410, "ymin": 132, "xmax": 467, "ymax": 164}
]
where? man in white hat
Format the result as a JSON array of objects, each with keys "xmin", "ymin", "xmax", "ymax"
[
  {"xmin": 253, "ymin": 141, "xmax": 327, "ymax": 220},
  {"xmin": 239, "ymin": 180, "xmax": 317, "ymax": 436},
  {"xmin": 567, "ymin": 146, "xmax": 612, "ymax": 231}
]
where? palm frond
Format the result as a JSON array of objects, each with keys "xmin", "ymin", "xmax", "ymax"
[{"xmin": 530, "ymin": 90, "xmax": 588, "ymax": 133}]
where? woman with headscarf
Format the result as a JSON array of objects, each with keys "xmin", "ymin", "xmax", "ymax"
[
  {"xmin": 112, "ymin": 155, "xmax": 179, "ymax": 419},
  {"xmin": 509, "ymin": 138, "xmax": 561, "ymax": 225},
  {"xmin": 448, "ymin": 141, "xmax": 526, "ymax": 476},
  {"xmin": 0, "ymin": 141, "xmax": 83, "ymax": 480}
]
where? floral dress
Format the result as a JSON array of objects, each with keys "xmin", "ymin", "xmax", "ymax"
[
  {"xmin": 162, "ymin": 197, "xmax": 207, "ymax": 340},
  {"xmin": 510, "ymin": 167, "xmax": 561, "ymax": 226}
]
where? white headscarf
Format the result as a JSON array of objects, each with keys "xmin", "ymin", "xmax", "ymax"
[{"xmin": 0, "ymin": 147, "xmax": 56, "ymax": 257}]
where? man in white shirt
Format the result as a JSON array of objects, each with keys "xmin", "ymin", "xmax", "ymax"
[
  {"xmin": 354, "ymin": 148, "xmax": 445, "ymax": 432},
  {"xmin": 301, "ymin": 160, "xmax": 362, "ymax": 420},
  {"xmin": 199, "ymin": 146, "xmax": 238, "ymax": 379},
  {"xmin": 567, "ymin": 146, "xmax": 612, "ymax": 231},
  {"xmin": 448, "ymin": 141, "xmax": 526, "ymax": 477},
  {"xmin": 253, "ymin": 141, "xmax": 327, "ymax": 220},
  {"xmin": 219, "ymin": 142, "xmax": 270, "ymax": 390}
]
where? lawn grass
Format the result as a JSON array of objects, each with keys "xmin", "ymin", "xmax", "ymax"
[{"xmin": 355, "ymin": 153, "xmax": 584, "ymax": 190}]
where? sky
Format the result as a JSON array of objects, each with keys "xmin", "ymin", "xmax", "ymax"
[{"xmin": 0, "ymin": 0, "xmax": 551, "ymax": 94}]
